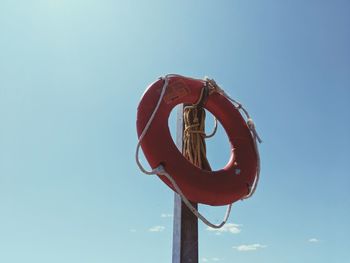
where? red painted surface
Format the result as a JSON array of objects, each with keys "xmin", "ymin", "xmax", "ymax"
[{"xmin": 136, "ymin": 76, "xmax": 258, "ymax": 206}]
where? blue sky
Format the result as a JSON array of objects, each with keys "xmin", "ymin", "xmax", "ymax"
[{"xmin": 0, "ymin": 1, "xmax": 349, "ymax": 262}]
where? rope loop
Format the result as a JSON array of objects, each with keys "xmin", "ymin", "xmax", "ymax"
[{"xmin": 136, "ymin": 74, "xmax": 262, "ymax": 227}]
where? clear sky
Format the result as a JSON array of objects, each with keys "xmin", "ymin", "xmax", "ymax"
[{"xmin": 0, "ymin": 1, "xmax": 349, "ymax": 263}]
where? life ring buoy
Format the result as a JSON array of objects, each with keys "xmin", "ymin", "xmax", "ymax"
[{"xmin": 136, "ymin": 75, "xmax": 259, "ymax": 206}]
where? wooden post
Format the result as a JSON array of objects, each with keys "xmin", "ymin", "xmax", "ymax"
[{"xmin": 172, "ymin": 104, "xmax": 199, "ymax": 263}]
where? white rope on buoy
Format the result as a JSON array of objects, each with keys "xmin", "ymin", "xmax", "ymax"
[{"xmin": 136, "ymin": 74, "xmax": 262, "ymax": 227}]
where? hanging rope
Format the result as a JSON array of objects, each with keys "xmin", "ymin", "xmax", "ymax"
[
  {"xmin": 183, "ymin": 82, "xmax": 217, "ymax": 169},
  {"xmin": 183, "ymin": 107, "xmax": 211, "ymax": 170}
]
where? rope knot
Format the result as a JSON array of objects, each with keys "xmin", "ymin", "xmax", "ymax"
[
  {"xmin": 204, "ymin": 77, "xmax": 226, "ymax": 96},
  {"xmin": 247, "ymin": 118, "xmax": 255, "ymax": 129},
  {"xmin": 154, "ymin": 165, "xmax": 167, "ymax": 176},
  {"xmin": 247, "ymin": 118, "xmax": 262, "ymax": 143}
]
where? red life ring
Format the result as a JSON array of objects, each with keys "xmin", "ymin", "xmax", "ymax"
[{"xmin": 136, "ymin": 75, "xmax": 258, "ymax": 206}]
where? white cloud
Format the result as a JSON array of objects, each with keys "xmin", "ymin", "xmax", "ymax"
[
  {"xmin": 148, "ymin": 225, "xmax": 165, "ymax": 232},
  {"xmin": 233, "ymin": 244, "xmax": 267, "ymax": 252},
  {"xmin": 207, "ymin": 223, "xmax": 241, "ymax": 234},
  {"xmin": 161, "ymin": 213, "xmax": 173, "ymax": 218},
  {"xmin": 201, "ymin": 257, "xmax": 222, "ymax": 262},
  {"xmin": 308, "ymin": 238, "xmax": 320, "ymax": 243}
]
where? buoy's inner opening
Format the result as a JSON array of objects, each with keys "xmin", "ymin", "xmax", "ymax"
[{"xmin": 168, "ymin": 105, "xmax": 231, "ymax": 172}]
